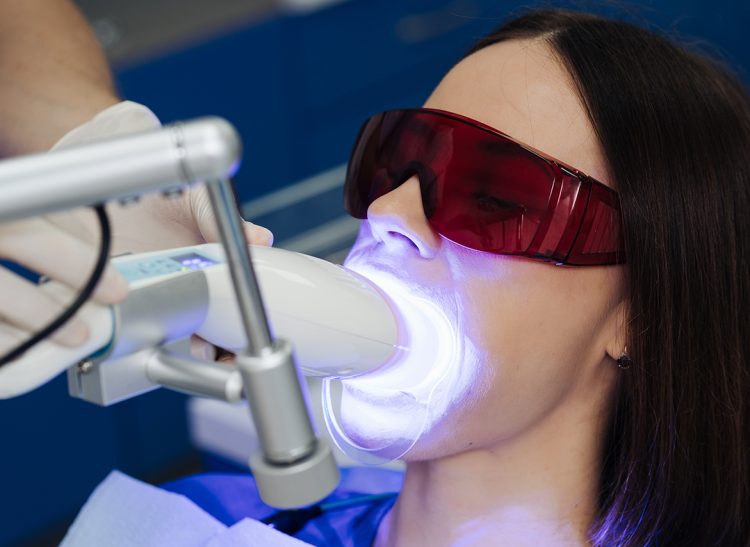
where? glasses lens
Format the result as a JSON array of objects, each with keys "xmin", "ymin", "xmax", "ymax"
[
  {"xmin": 429, "ymin": 124, "xmax": 556, "ymax": 254},
  {"xmin": 344, "ymin": 110, "xmax": 557, "ymax": 254},
  {"xmin": 344, "ymin": 113, "xmax": 385, "ymax": 218},
  {"xmin": 345, "ymin": 111, "xmax": 443, "ymax": 218}
]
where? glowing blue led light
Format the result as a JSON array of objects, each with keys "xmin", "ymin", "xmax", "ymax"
[
  {"xmin": 323, "ymin": 259, "xmax": 472, "ymax": 463},
  {"xmin": 172, "ymin": 253, "xmax": 217, "ymax": 270}
]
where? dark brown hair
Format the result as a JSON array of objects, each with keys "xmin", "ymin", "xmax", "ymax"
[{"xmin": 466, "ymin": 9, "xmax": 750, "ymax": 546}]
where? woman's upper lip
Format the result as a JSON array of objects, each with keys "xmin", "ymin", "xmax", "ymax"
[{"xmin": 347, "ymin": 248, "xmax": 406, "ymax": 275}]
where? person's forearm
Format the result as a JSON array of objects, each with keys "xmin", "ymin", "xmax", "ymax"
[{"xmin": 0, "ymin": 0, "xmax": 119, "ymax": 157}]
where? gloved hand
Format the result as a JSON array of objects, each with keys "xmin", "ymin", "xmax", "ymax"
[
  {"xmin": 49, "ymin": 101, "xmax": 273, "ymax": 360},
  {"xmin": 0, "ymin": 216, "xmax": 128, "ymax": 354},
  {"xmin": 46, "ymin": 101, "xmax": 273, "ymax": 254},
  {"xmin": 48, "ymin": 101, "xmax": 273, "ymax": 360},
  {"xmin": 1, "ymin": 101, "xmax": 272, "ymax": 359}
]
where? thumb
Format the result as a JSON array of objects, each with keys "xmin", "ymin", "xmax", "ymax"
[
  {"xmin": 190, "ymin": 187, "xmax": 273, "ymax": 246},
  {"xmin": 198, "ymin": 215, "xmax": 274, "ymax": 247},
  {"xmin": 241, "ymin": 221, "xmax": 273, "ymax": 247}
]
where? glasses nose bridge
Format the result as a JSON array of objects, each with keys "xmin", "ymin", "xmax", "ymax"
[
  {"xmin": 368, "ymin": 173, "xmax": 425, "ymax": 218},
  {"xmin": 392, "ymin": 160, "xmax": 437, "ymax": 219}
]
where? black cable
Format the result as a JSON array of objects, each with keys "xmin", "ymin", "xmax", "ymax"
[
  {"xmin": 262, "ymin": 505, "xmax": 324, "ymax": 535},
  {"xmin": 0, "ymin": 205, "xmax": 112, "ymax": 367}
]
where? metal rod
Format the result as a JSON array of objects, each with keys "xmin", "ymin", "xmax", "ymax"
[
  {"xmin": 0, "ymin": 118, "xmax": 241, "ymax": 222},
  {"xmin": 205, "ymin": 178, "xmax": 273, "ymax": 355},
  {"xmin": 147, "ymin": 349, "xmax": 244, "ymax": 402}
]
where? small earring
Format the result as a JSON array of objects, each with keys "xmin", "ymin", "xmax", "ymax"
[{"xmin": 616, "ymin": 346, "xmax": 632, "ymax": 370}]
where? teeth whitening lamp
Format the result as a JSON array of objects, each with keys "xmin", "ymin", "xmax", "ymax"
[{"xmin": 0, "ymin": 119, "xmax": 401, "ymax": 508}]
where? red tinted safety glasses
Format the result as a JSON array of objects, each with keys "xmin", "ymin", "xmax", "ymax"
[{"xmin": 344, "ymin": 108, "xmax": 625, "ymax": 266}]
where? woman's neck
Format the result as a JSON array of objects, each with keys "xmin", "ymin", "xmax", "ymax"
[{"xmin": 374, "ymin": 395, "xmax": 608, "ymax": 546}]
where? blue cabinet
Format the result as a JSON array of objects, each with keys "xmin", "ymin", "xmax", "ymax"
[{"xmin": 0, "ymin": 377, "xmax": 194, "ymax": 546}]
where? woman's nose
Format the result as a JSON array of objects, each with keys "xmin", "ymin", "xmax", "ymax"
[{"xmin": 366, "ymin": 176, "xmax": 441, "ymax": 258}]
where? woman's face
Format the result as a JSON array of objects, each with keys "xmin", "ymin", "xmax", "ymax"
[{"xmin": 335, "ymin": 39, "xmax": 626, "ymax": 461}]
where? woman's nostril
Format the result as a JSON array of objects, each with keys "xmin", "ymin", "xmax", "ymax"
[{"xmin": 387, "ymin": 230, "xmax": 421, "ymax": 251}]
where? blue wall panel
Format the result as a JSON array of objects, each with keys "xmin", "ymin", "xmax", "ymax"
[{"xmin": 117, "ymin": 17, "xmax": 293, "ymax": 203}]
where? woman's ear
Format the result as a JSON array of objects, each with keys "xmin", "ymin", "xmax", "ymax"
[{"xmin": 603, "ymin": 299, "xmax": 630, "ymax": 362}]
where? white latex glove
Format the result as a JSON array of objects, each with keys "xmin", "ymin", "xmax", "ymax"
[
  {"xmin": 47, "ymin": 101, "xmax": 273, "ymax": 359},
  {"xmin": 0, "ymin": 101, "xmax": 271, "ymax": 362},
  {"xmin": 47, "ymin": 101, "xmax": 273, "ymax": 254},
  {"xmin": 0, "ymin": 103, "xmax": 148, "ymax": 355},
  {"xmin": 0, "ymin": 216, "xmax": 128, "ymax": 353}
]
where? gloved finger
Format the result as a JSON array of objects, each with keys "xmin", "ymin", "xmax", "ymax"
[
  {"xmin": 189, "ymin": 186, "xmax": 274, "ymax": 246},
  {"xmin": 0, "ymin": 323, "xmax": 29, "ymax": 355},
  {"xmin": 189, "ymin": 334, "xmax": 238, "ymax": 364},
  {"xmin": 0, "ymin": 267, "xmax": 90, "ymax": 347},
  {"xmin": 216, "ymin": 347, "xmax": 237, "ymax": 364},
  {"xmin": 198, "ymin": 214, "xmax": 273, "ymax": 247},
  {"xmin": 0, "ymin": 217, "xmax": 128, "ymax": 304},
  {"xmin": 44, "ymin": 208, "xmax": 98, "ymax": 246},
  {"xmin": 189, "ymin": 334, "xmax": 215, "ymax": 361},
  {"xmin": 241, "ymin": 221, "xmax": 274, "ymax": 247}
]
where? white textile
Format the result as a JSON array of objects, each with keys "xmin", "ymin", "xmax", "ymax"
[{"xmin": 61, "ymin": 470, "xmax": 311, "ymax": 547}]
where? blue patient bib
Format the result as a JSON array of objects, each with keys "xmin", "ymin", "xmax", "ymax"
[{"xmin": 162, "ymin": 467, "xmax": 402, "ymax": 547}]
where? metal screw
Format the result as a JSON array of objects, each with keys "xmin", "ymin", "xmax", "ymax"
[
  {"xmin": 161, "ymin": 186, "xmax": 186, "ymax": 199},
  {"xmin": 77, "ymin": 360, "xmax": 94, "ymax": 374},
  {"xmin": 117, "ymin": 195, "xmax": 141, "ymax": 207}
]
